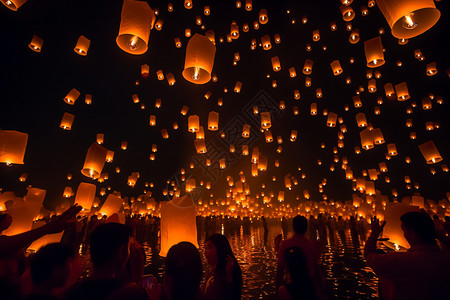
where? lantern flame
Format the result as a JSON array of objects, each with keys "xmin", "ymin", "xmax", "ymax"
[
  {"xmin": 192, "ymin": 67, "xmax": 200, "ymax": 80},
  {"xmin": 403, "ymin": 14, "xmax": 417, "ymax": 29},
  {"xmin": 128, "ymin": 35, "xmax": 139, "ymax": 50}
]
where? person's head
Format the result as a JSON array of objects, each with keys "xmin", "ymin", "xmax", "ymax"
[
  {"xmin": 292, "ymin": 215, "xmax": 308, "ymax": 235},
  {"xmin": 90, "ymin": 223, "xmax": 132, "ymax": 270},
  {"xmin": 401, "ymin": 211, "xmax": 437, "ymax": 246},
  {"xmin": 30, "ymin": 243, "xmax": 75, "ymax": 289},
  {"xmin": 164, "ymin": 242, "xmax": 202, "ymax": 300},
  {"xmin": 0, "ymin": 213, "xmax": 12, "ymax": 232}
]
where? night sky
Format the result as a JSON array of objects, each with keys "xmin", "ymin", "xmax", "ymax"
[{"xmin": 1, "ymin": 0, "xmax": 449, "ymax": 211}]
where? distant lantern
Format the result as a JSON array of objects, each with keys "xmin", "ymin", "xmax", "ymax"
[
  {"xmin": 364, "ymin": 36, "xmax": 385, "ymax": 68},
  {"xmin": 181, "ymin": 105, "xmax": 189, "ymax": 115},
  {"xmin": 0, "ymin": 130, "xmax": 28, "ymax": 165},
  {"xmin": 219, "ymin": 158, "xmax": 226, "ymax": 169},
  {"xmin": 19, "ymin": 173, "xmax": 28, "ymax": 182},
  {"xmin": 242, "ymin": 124, "xmax": 250, "ymax": 137},
  {"xmin": 303, "ymin": 59, "xmax": 313, "ymax": 75},
  {"xmin": 368, "ymin": 79, "xmax": 377, "ymax": 93},
  {"xmin": 156, "ymin": 70, "xmax": 164, "ymax": 80},
  {"xmin": 259, "ymin": 9, "xmax": 268, "ymax": 24},
  {"xmin": 330, "ymin": 60, "xmax": 343, "ymax": 75},
  {"xmin": 271, "ymin": 56, "xmax": 281, "ymax": 71},
  {"xmin": 258, "ymin": 155, "xmax": 268, "ymax": 171},
  {"xmin": 330, "ymin": 21, "xmax": 337, "ymax": 31},
  {"xmin": 188, "ymin": 115, "xmax": 200, "ymax": 132},
  {"xmin": 289, "ymin": 67, "xmax": 297, "ymax": 77},
  {"xmin": 161, "ymin": 129, "xmax": 169, "ymax": 139},
  {"xmin": 116, "ymin": 0, "xmax": 155, "ymax": 55},
  {"xmin": 356, "ymin": 113, "xmax": 368, "ymax": 127},
  {"xmin": 394, "ymin": 82, "xmax": 410, "ymax": 101},
  {"xmin": 81, "ymin": 143, "xmax": 107, "ymax": 179},
  {"xmin": 261, "ymin": 35, "xmax": 272, "ymax": 50},
  {"xmin": 310, "ymin": 103, "xmax": 317, "ymax": 115},
  {"xmin": 166, "ymin": 73, "xmax": 176, "ymax": 85},
  {"xmin": 290, "ymin": 130, "xmax": 298, "ymax": 142},
  {"xmin": 312, "ymin": 30, "xmax": 320, "ymax": 41},
  {"xmin": 374, "ymin": 106, "xmax": 381, "ymax": 115},
  {"xmin": 242, "ymin": 145, "xmax": 249, "ymax": 155},
  {"xmin": 305, "ymin": 77, "xmax": 312, "ymax": 87},
  {"xmin": 140, "ymin": 64, "xmax": 150, "ymax": 78},
  {"xmin": 208, "ymin": 111, "xmax": 219, "ymax": 131},
  {"xmin": 327, "ymin": 112, "xmax": 338, "ymax": 127},
  {"xmin": 260, "ymin": 112, "xmax": 271, "ymax": 129},
  {"xmin": 316, "ymin": 88, "xmax": 323, "ymax": 98},
  {"xmin": 360, "ymin": 129, "xmax": 374, "ymax": 150},
  {"xmin": 294, "ymin": 90, "xmax": 300, "ymax": 100},
  {"xmin": 74, "ymin": 35, "xmax": 90, "ymax": 56},
  {"xmin": 121, "ymin": 141, "xmax": 128, "ymax": 150},
  {"xmin": 245, "ymin": 0, "xmax": 252, "ymax": 11},
  {"xmin": 184, "ymin": 0, "xmax": 192, "ymax": 9},
  {"xmin": 149, "ymin": 115, "xmax": 156, "ymax": 126},
  {"xmin": 265, "ymin": 130, "xmax": 273, "ymax": 143},
  {"xmin": 204, "ymin": 5, "xmax": 210, "ymax": 15},
  {"xmin": 28, "ymin": 35, "xmax": 43, "ymax": 52},
  {"xmin": 274, "ymin": 34, "xmax": 281, "ymax": 44},
  {"xmin": 85, "ymin": 94, "xmax": 92, "ymax": 105},
  {"xmin": 353, "ymin": 95, "xmax": 362, "ymax": 107},
  {"xmin": 64, "ymin": 88, "xmax": 80, "ymax": 105},
  {"xmin": 106, "ymin": 150, "xmax": 114, "ymax": 162},
  {"xmin": 60, "ymin": 112, "xmax": 74, "ymax": 130},
  {"xmin": 340, "ymin": 5, "xmax": 355, "ymax": 21},
  {"xmin": 372, "ymin": 128, "xmax": 385, "ymax": 144},
  {"xmin": 419, "ymin": 141, "xmax": 442, "ymax": 164},
  {"xmin": 1, "ymin": 0, "xmax": 27, "ymax": 11},
  {"xmin": 155, "ymin": 19, "xmax": 164, "ymax": 30},
  {"xmin": 376, "ymin": 0, "xmax": 440, "ymax": 39},
  {"xmin": 230, "ymin": 22, "xmax": 239, "ymax": 39},
  {"xmin": 194, "ymin": 139, "xmax": 207, "ymax": 154},
  {"xmin": 243, "ymin": 23, "xmax": 250, "ymax": 32},
  {"xmin": 384, "ymin": 83, "xmax": 396, "ymax": 98},
  {"xmin": 426, "ymin": 62, "xmax": 437, "ymax": 76},
  {"xmin": 205, "ymin": 30, "xmax": 215, "ymax": 45},
  {"xmin": 75, "ymin": 182, "xmax": 96, "ymax": 212},
  {"xmin": 234, "ymin": 81, "xmax": 242, "ymax": 93},
  {"xmin": 387, "ymin": 143, "xmax": 398, "ymax": 156}
]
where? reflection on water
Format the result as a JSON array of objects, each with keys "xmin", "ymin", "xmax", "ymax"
[{"xmin": 82, "ymin": 219, "xmax": 379, "ymax": 299}]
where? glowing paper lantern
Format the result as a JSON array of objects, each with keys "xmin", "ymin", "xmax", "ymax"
[
  {"xmin": 1, "ymin": 0, "xmax": 27, "ymax": 11},
  {"xmin": 208, "ymin": 111, "xmax": 219, "ymax": 131},
  {"xmin": 116, "ymin": 0, "xmax": 156, "ymax": 55},
  {"xmin": 394, "ymin": 82, "xmax": 410, "ymax": 100},
  {"xmin": 242, "ymin": 124, "xmax": 250, "ymax": 137},
  {"xmin": 340, "ymin": 5, "xmax": 355, "ymax": 21},
  {"xmin": 271, "ymin": 56, "xmax": 281, "ymax": 71},
  {"xmin": 188, "ymin": 115, "xmax": 200, "ymax": 132},
  {"xmin": 28, "ymin": 35, "xmax": 43, "ymax": 52},
  {"xmin": 259, "ymin": 9, "xmax": 268, "ymax": 24},
  {"xmin": 383, "ymin": 202, "xmax": 420, "ymax": 249},
  {"xmin": 330, "ymin": 60, "xmax": 343, "ymax": 75},
  {"xmin": 327, "ymin": 112, "xmax": 338, "ymax": 127},
  {"xmin": 74, "ymin": 35, "xmax": 90, "ymax": 56},
  {"xmin": 303, "ymin": 59, "xmax": 313, "ymax": 75},
  {"xmin": 376, "ymin": 0, "xmax": 440, "ymax": 39},
  {"xmin": 364, "ymin": 36, "xmax": 385, "ymax": 67},
  {"xmin": 60, "ymin": 112, "xmax": 74, "ymax": 130},
  {"xmin": 194, "ymin": 139, "xmax": 207, "ymax": 154},
  {"xmin": 372, "ymin": 128, "xmax": 385, "ymax": 144},
  {"xmin": 99, "ymin": 194, "xmax": 123, "ymax": 217},
  {"xmin": 182, "ymin": 34, "xmax": 216, "ymax": 84},
  {"xmin": 74, "ymin": 182, "xmax": 96, "ymax": 212},
  {"xmin": 141, "ymin": 64, "xmax": 150, "ymax": 78},
  {"xmin": 426, "ymin": 62, "xmax": 437, "ymax": 76},
  {"xmin": 360, "ymin": 129, "xmax": 374, "ymax": 150},
  {"xmin": 0, "ymin": 130, "xmax": 28, "ymax": 165},
  {"xmin": 418, "ymin": 141, "xmax": 443, "ymax": 164},
  {"xmin": 64, "ymin": 88, "xmax": 80, "ymax": 105},
  {"xmin": 356, "ymin": 113, "xmax": 368, "ymax": 127},
  {"xmin": 81, "ymin": 143, "xmax": 108, "ymax": 179},
  {"xmin": 160, "ymin": 195, "xmax": 198, "ymax": 257},
  {"xmin": 260, "ymin": 112, "xmax": 271, "ymax": 129},
  {"xmin": 387, "ymin": 143, "xmax": 398, "ymax": 156}
]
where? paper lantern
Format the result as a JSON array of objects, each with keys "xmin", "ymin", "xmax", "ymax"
[
  {"xmin": 330, "ymin": 60, "xmax": 343, "ymax": 75},
  {"xmin": 419, "ymin": 141, "xmax": 442, "ymax": 164},
  {"xmin": 312, "ymin": 30, "xmax": 320, "ymax": 41},
  {"xmin": 327, "ymin": 112, "xmax": 338, "ymax": 127},
  {"xmin": 261, "ymin": 35, "xmax": 272, "ymax": 50},
  {"xmin": 95, "ymin": 133, "xmax": 104, "ymax": 144},
  {"xmin": 368, "ymin": 79, "xmax": 377, "ymax": 93},
  {"xmin": 196, "ymin": 126, "xmax": 205, "ymax": 140},
  {"xmin": 426, "ymin": 62, "xmax": 437, "ymax": 76},
  {"xmin": 219, "ymin": 158, "xmax": 226, "ymax": 169},
  {"xmin": 303, "ymin": 59, "xmax": 313, "ymax": 75},
  {"xmin": 105, "ymin": 150, "xmax": 114, "ymax": 163},
  {"xmin": 356, "ymin": 113, "xmax": 368, "ymax": 127},
  {"xmin": 234, "ymin": 81, "xmax": 242, "ymax": 93},
  {"xmin": 395, "ymin": 82, "xmax": 410, "ymax": 100},
  {"xmin": 271, "ymin": 56, "xmax": 281, "ymax": 72},
  {"xmin": 141, "ymin": 64, "xmax": 150, "ymax": 78},
  {"xmin": 340, "ymin": 5, "xmax": 355, "ymax": 21},
  {"xmin": 316, "ymin": 89, "xmax": 323, "ymax": 98},
  {"xmin": 364, "ymin": 36, "xmax": 385, "ymax": 67},
  {"xmin": 154, "ymin": 19, "xmax": 163, "ymax": 31},
  {"xmin": 182, "ymin": 34, "xmax": 216, "ymax": 84},
  {"xmin": 258, "ymin": 155, "xmax": 268, "ymax": 171},
  {"xmin": 74, "ymin": 35, "xmax": 90, "ymax": 56},
  {"xmin": 18, "ymin": 173, "xmax": 27, "ymax": 182},
  {"xmin": 242, "ymin": 145, "xmax": 249, "ymax": 156},
  {"xmin": 1, "ymin": 0, "xmax": 27, "ymax": 10},
  {"xmin": 290, "ymin": 130, "xmax": 298, "ymax": 142},
  {"xmin": 99, "ymin": 194, "xmax": 123, "ymax": 217},
  {"xmin": 310, "ymin": 103, "xmax": 317, "ymax": 115},
  {"xmin": 160, "ymin": 195, "xmax": 198, "ymax": 257},
  {"xmin": 260, "ymin": 112, "xmax": 271, "ymax": 129},
  {"xmin": 188, "ymin": 115, "xmax": 200, "ymax": 132},
  {"xmin": 28, "ymin": 35, "xmax": 43, "ymax": 52},
  {"xmin": 116, "ymin": 0, "xmax": 155, "ymax": 55},
  {"xmin": 372, "ymin": 128, "xmax": 385, "ymax": 144},
  {"xmin": 376, "ymin": 0, "xmax": 440, "ymax": 39},
  {"xmin": 194, "ymin": 139, "xmax": 207, "ymax": 154},
  {"xmin": 81, "ymin": 143, "xmax": 107, "ymax": 179},
  {"xmin": 242, "ymin": 124, "xmax": 250, "ymax": 137},
  {"xmin": 184, "ymin": 0, "xmax": 192, "ymax": 9},
  {"xmin": 245, "ymin": 0, "xmax": 252, "ymax": 11},
  {"xmin": 422, "ymin": 98, "xmax": 432, "ymax": 110},
  {"xmin": 259, "ymin": 9, "xmax": 268, "ymax": 24},
  {"xmin": 208, "ymin": 111, "xmax": 219, "ymax": 131},
  {"xmin": 60, "ymin": 112, "xmax": 74, "ymax": 130},
  {"xmin": 166, "ymin": 73, "xmax": 176, "ymax": 85},
  {"xmin": 252, "ymin": 147, "xmax": 259, "ymax": 163},
  {"xmin": 305, "ymin": 77, "xmax": 311, "ymax": 87},
  {"xmin": 387, "ymin": 143, "xmax": 398, "ymax": 156},
  {"xmin": 64, "ymin": 88, "xmax": 80, "ymax": 105},
  {"xmin": 384, "ymin": 83, "xmax": 396, "ymax": 98},
  {"xmin": 360, "ymin": 129, "xmax": 374, "ymax": 150},
  {"xmin": 0, "ymin": 130, "xmax": 28, "ymax": 165}
]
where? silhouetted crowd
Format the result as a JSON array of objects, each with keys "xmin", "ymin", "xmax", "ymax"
[{"xmin": 1, "ymin": 205, "xmax": 450, "ymax": 300}]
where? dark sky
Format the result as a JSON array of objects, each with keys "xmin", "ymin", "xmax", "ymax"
[{"xmin": 0, "ymin": 0, "xmax": 449, "ymax": 211}]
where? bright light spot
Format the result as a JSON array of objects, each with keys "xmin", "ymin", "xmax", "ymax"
[{"xmin": 128, "ymin": 35, "xmax": 139, "ymax": 50}]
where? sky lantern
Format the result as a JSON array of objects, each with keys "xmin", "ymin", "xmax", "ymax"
[
  {"xmin": 258, "ymin": 155, "xmax": 268, "ymax": 171},
  {"xmin": 64, "ymin": 88, "xmax": 80, "ymax": 105},
  {"xmin": 116, "ymin": 0, "xmax": 155, "ymax": 55},
  {"xmin": 303, "ymin": 59, "xmax": 313, "ymax": 75},
  {"xmin": 259, "ymin": 9, "xmax": 268, "ymax": 24},
  {"xmin": 194, "ymin": 139, "xmax": 207, "ymax": 154},
  {"xmin": 63, "ymin": 187, "xmax": 73, "ymax": 198},
  {"xmin": 99, "ymin": 194, "xmax": 123, "ymax": 217},
  {"xmin": 422, "ymin": 98, "xmax": 432, "ymax": 109},
  {"xmin": 155, "ymin": 19, "xmax": 163, "ymax": 31},
  {"xmin": 245, "ymin": 0, "xmax": 252, "ymax": 11},
  {"xmin": 28, "ymin": 35, "xmax": 43, "ymax": 52},
  {"xmin": 207, "ymin": 111, "xmax": 219, "ymax": 131},
  {"xmin": 121, "ymin": 141, "xmax": 127, "ymax": 150},
  {"xmin": 160, "ymin": 195, "xmax": 198, "ymax": 257},
  {"xmin": 96, "ymin": 133, "xmax": 104, "ymax": 144},
  {"xmin": 74, "ymin": 35, "xmax": 90, "ymax": 56},
  {"xmin": 330, "ymin": 60, "xmax": 343, "ymax": 75},
  {"xmin": 384, "ymin": 83, "xmax": 396, "ymax": 98},
  {"xmin": 219, "ymin": 158, "xmax": 226, "ymax": 169},
  {"xmin": 81, "ymin": 143, "xmax": 107, "ymax": 179},
  {"xmin": 1, "ymin": 0, "xmax": 27, "ymax": 11},
  {"xmin": 426, "ymin": 62, "xmax": 437, "ymax": 76},
  {"xmin": 184, "ymin": 0, "xmax": 192, "ymax": 9},
  {"xmin": 0, "ymin": 130, "xmax": 28, "ymax": 165},
  {"xmin": 127, "ymin": 172, "xmax": 140, "ymax": 187},
  {"xmin": 242, "ymin": 124, "xmax": 250, "ymax": 137},
  {"xmin": 188, "ymin": 115, "xmax": 200, "ymax": 133},
  {"xmin": 310, "ymin": 103, "xmax": 317, "ymax": 115},
  {"xmin": 60, "ymin": 112, "xmax": 74, "ymax": 130},
  {"xmin": 182, "ymin": 34, "xmax": 216, "ymax": 84},
  {"xmin": 340, "ymin": 5, "xmax": 355, "ymax": 21},
  {"xmin": 312, "ymin": 30, "xmax": 320, "ymax": 41},
  {"xmin": 106, "ymin": 150, "xmax": 114, "ymax": 163},
  {"xmin": 360, "ymin": 129, "xmax": 374, "ymax": 150},
  {"xmin": 166, "ymin": 73, "xmax": 176, "ymax": 85},
  {"xmin": 271, "ymin": 56, "xmax": 281, "ymax": 71},
  {"xmin": 234, "ymin": 81, "xmax": 242, "ymax": 93},
  {"xmin": 353, "ymin": 95, "xmax": 362, "ymax": 107},
  {"xmin": 242, "ymin": 145, "xmax": 249, "ymax": 156},
  {"xmin": 196, "ymin": 126, "xmax": 205, "ymax": 139},
  {"xmin": 19, "ymin": 173, "xmax": 27, "ymax": 182},
  {"xmin": 356, "ymin": 113, "xmax": 368, "ymax": 127},
  {"xmin": 264, "ymin": 130, "xmax": 273, "ymax": 143},
  {"xmin": 419, "ymin": 141, "xmax": 443, "ymax": 164},
  {"xmin": 327, "ymin": 112, "xmax": 338, "ymax": 127},
  {"xmin": 141, "ymin": 64, "xmax": 149, "ymax": 78},
  {"xmin": 290, "ymin": 130, "xmax": 298, "ymax": 142},
  {"xmin": 383, "ymin": 202, "xmax": 420, "ymax": 249},
  {"xmin": 394, "ymin": 82, "xmax": 410, "ymax": 100},
  {"xmin": 260, "ymin": 112, "xmax": 271, "ymax": 129},
  {"xmin": 251, "ymin": 147, "xmax": 259, "ymax": 163},
  {"xmin": 289, "ymin": 67, "xmax": 297, "ymax": 77},
  {"xmin": 85, "ymin": 94, "xmax": 92, "ymax": 104},
  {"xmin": 387, "ymin": 143, "xmax": 398, "ymax": 156},
  {"xmin": 376, "ymin": 0, "xmax": 440, "ymax": 39},
  {"xmin": 364, "ymin": 36, "xmax": 385, "ymax": 67},
  {"xmin": 372, "ymin": 128, "xmax": 385, "ymax": 144},
  {"xmin": 261, "ymin": 35, "xmax": 272, "ymax": 50}
]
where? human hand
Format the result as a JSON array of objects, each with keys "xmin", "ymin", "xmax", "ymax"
[
  {"xmin": 370, "ymin": 216, "xmax": 386, "ymax": 238},
  {"xmin": 44, "ymin": 205, "xmax": 82, "ymax": 234}
]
